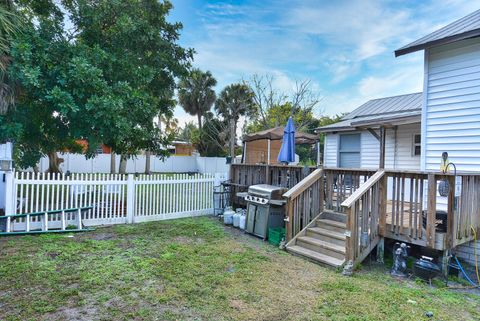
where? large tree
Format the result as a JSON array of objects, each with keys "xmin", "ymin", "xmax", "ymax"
[
  {"xmin": 215, "ymin": 83, "xmax": 255, "ymax": 158},
  {"xmin": 178, "ymin": 68, "xmax": 217, "ymax": 130},
  {"xmin": 64, "ymin": 0, "xmax": 192, "ymax": 173},
  {"xmin": 3, "ymin": 0, "xmax": 192, "ymax": 172}
]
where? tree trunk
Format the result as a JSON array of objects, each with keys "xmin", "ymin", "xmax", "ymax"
[
  {"xmin": 145, "ymin": 151, "xmax": 151, "ymax": 174},
  {"xmin": 110, "ymin": 152, "xmax": 116, "ymax": 174},
  {"xmin": 119, "ymin": 154, "xmax": 127, "ymax": 174},
  {"xmin": 197, "ymin": 113, "xmax": 202, "ymax": 130},
  {"xmin": 230, "ymin": 119, "xmax": 236, "ymax": 161},
  {"xmin": 47, "ymin": 152, "xmax": 63, "ymax": 173}
]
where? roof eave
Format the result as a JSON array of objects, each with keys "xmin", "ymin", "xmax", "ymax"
[
  {"xmin": 351, "ymin": 115, "xmax": 421, "ymax": 127},
  {"xmin": 315, "ymin": 126, "xmax": 355, "ymax": 133},
  {"xmin": 395, "ymin": 29, "xmax": 480, "ymax": 57}
]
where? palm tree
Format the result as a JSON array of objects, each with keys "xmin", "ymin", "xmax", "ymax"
[
  {"xmin": 215, "ymin": 83, "xmax": 256, "ymax": 158},
  {"xmin": 0, "ymin": 1, "xmax": 19, "ymax": 114},
  {"xmin": 178, "ymin": 68, "xmax": 217, "ymax": 130}
]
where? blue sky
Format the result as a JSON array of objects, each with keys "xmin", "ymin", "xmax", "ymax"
[{"xmin": 169, "ymin": 0, "xmax": 480, "ymax": 126}]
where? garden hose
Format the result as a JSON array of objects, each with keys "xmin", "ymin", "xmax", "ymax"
[{"xmin": 451, "ymin": 256, "xmax": 479, "ymax": 288}]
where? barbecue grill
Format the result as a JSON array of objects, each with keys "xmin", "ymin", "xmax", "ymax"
[{"xmin": 244, "ymin": 184, "xmax": 287, "ymax": 239}]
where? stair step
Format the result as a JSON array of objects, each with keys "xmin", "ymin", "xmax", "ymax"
[
  {"xmin": 316, "ymin": 219, "xmax": 346, "ymax": 233},
  {"xmin": 322, "ymin": 210, "xmax": 347, "ymax": 223},
  {"xmin": 296, "ymin": 236, "xmax": 345, "ymax": 260},
  {"xmin": 306, "ymin": 227, "xmax": 346, "ymax": 246},
  {"xmin": 287, "ymin": 245, "xmax": 345, "ymax": 267}
]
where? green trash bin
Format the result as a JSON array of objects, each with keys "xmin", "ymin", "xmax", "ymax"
[{"xmin": 268, "ymin": 227, "xmax": 285, "ymax": 246}]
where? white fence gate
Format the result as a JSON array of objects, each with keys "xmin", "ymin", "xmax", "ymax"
[{"xmin": 3, "ymin": 172, "xmax": 225, "ymax": 232}]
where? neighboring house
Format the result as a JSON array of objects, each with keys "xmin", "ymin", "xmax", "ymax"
[
  {"xmin": 75, "ymin": 139, "xmax": 195, "ymax": 156},
  {"xmin": 167, "ymin": 140, "xmax": 195, "ymax": 156},
  {"xmin": 317, "ymin": 9, "xmax": 480, "ymax": 267},
  {"xmin": 318, "ymin": 92, "xmax": 422, "ymax": 170}
]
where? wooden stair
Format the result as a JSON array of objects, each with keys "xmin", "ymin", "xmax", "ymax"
[{"xmin": 286, "ymin": 210, "xmax": 347, "ymax": 268}]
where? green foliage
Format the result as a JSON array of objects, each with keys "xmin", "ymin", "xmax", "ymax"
[
  {"xmin": 216, "ymin": 83, "xmax": 256, "ymax": 156},
  {"xmin": 178, "ymin": 68, "xmax": 217, "ymax": 129},
  {"xmin": 3, "ymin": 0, "xmax": 192, "ymax": 169},
  {"xmin": 215, "ymin": 83, "xmax": 256, "ymax": 122},
  {"xmin": 179, "ymin": 114, "xmax": 229, "ymax": 157},
  {"xmin": 246, "ymin": 102, "xmax": 318, "ymax": 134}
]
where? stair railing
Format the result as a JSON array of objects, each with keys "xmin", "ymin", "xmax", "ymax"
[
  {"xmin": 341, "ymin": 170, "xmax": 385, "ymax": 269},
  {"xmin": 283, "ymin": 168, "xmax": 324, "ymax": 242}
]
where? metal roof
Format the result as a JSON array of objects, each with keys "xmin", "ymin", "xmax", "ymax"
[
  {"xmin": 343, "ymin": 92, "xmax": 422, "ymax": 120},
  {"xmin": 395, "ymin": 9, "xmax": 480, "ymax": 57},
  {"xmin": 317, "ymin": 92, "xmax": 422, "ymax": 132}
]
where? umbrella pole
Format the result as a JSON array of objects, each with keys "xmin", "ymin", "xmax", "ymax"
[
  {"xmin": 266, "ymin": 139, "xmax": 271, "ymax": 183},
  {"xmin": 267, "ymin": 139, "xmax": 271, "ymax": 165}
]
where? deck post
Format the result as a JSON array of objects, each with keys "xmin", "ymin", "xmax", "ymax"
[
  {"xmin": 376, "ymin": 237, "xmax": 385, "ymax": 264},
  {"xmin": 378, "ymin": 175, "xmax": 387, "ymax": 236},
  {"xmin": 316, "ymin": 141, "xmax": 321, "ymax": 166},
  {"xmin": 379, "ymin": 126, "xmax": 386, "ymax": 169},
  {"xmin": 446, "ymin": 175, "xmax": 455, "ymax": 249},
  {"xmin": 441, "ymin": 249, "xmax": 451, "ymax": 278},
  {"xmin": 285, "ymin": 198, "xmax": 293, "ymax": 242},
  {"xmin": 343, "ymin": 206, "xmax": 355, "ymax": 275},
  {"xmin": 426, "ymin": 174, "xmax": 436, "ymax": 248}
]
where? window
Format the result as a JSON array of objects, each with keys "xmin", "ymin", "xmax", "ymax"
[
  {"xmin": 413, "ymin": 134, "xmax": 421, "ymax": 156},
  {"xmin": 96, "ymin": 146, "xmax": 104, "ymax": 154}
]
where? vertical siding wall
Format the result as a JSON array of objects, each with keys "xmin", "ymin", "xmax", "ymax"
[
  {"xmin": 424, "ymin": 38, "xmax": 480, "ymax": 171},
  {"xmin": 324, "ymin": 134, "xmax": 338, "ymax": 166},
  {"xmin": 424, "ymin": 38, "xmax": 480, "ymax": 266},
  {"xmin": 323, "ymin": 123, "xmax": 421, "ymax": 170}
]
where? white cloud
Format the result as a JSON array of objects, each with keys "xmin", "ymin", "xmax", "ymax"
[{"xmin": 174, "ymin": 0, "xmax": 479, "ymax": 122}]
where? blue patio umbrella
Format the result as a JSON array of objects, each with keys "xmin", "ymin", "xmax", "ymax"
[{"xmin": 277, "ymin": 117, "xmax": 296, "ymax": 163}]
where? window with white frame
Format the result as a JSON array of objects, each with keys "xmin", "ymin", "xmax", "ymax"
[{"xmin": 413, "ymin": 134, "xmax": 421, "ymax": 156}]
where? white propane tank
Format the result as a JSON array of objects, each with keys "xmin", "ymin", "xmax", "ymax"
[
  {"xmin": 223, "ymin": 207, "xmax": 235, "ymax": 225},
  {"xmin": 239, "ymin": 214, "xmax": 246, "ymax": 230},
  {"xmin": 233, "ymin": 212, "xmax": 241, "ymax": 227}
]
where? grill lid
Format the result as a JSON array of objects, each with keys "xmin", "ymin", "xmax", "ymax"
[{"xmin": 247, "ymin": 184, "xmax": 288, "ymax": 199}]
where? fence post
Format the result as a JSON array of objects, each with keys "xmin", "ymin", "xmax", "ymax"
[
  {"xmin": 4, "ymin": 171, "xmax": 14, "ymax": 232},
  {"xmin": 4, "ymin": 171, "xmax": 14, "ymax": 215},
  {"xmin": 126, "ymin": 174, "xmax": 135, "ymax": 224}
]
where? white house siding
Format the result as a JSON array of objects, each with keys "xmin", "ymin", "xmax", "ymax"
[
  {"xmin": 323, "ymin": 133, "xmax": 338, "ymax": 167},
  {"xmin": 360, "ymin": 131, "xmax": 379, "ymax": 168},
  {"xmin": 424, "ymin": 38, "xmax": 480, "ymax": 265},
  {"xmin": 323, "ymin": 123, "xmax": 421, "ymax": 170},
  {"xmin": 424, "ymin": 38, "xmax": 480, "ymax": 172}
]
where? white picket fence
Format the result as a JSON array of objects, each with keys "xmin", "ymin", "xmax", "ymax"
[{"xmin": 3, "ymin": 171, "xmax": 226, "ymax": 231}]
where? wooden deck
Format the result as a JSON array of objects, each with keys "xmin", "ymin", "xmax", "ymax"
[{"xmin": 234, "ymin": 165, "xmax": 480, "ymax": 268}]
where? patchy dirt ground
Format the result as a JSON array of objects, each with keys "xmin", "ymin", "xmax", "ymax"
[{"xmin": 0, "ymin": 217, "xmax": 479, "ymax": 321}]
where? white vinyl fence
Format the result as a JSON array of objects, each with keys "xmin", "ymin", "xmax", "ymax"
[
  {"xmin": 28, "ymin": 154, "xmax": 230, "ymax": 174},
  {"xmin": 3, "ymin": 171, "xmax": 226, "ymax": 231}
]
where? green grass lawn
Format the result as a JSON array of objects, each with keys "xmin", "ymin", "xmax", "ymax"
[{"xmin": 0, "ymin": 217, "xmax": 479, "ymax": 321}]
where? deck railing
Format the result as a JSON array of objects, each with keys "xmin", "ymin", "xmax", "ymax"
[
  {"xmin": 341, "ymin": 170, "xmax": 385, "ymax": 266},
  {"xmin": 229, "ymin": 163, "xmax": 315, "ymax": 205},
  {"xmin": 235, "ymin": 164, "xmax": 480, "ymax": 257},
  {"xmin": 341, "ymin": 169, "xmax": 480, "ymax": 253},
  {"xmin": 283, "ymin": 167, "xmax": 376, "ymax": 242},
  {"xmin": 323, "ymin": 168, "xmax": 377, "ymax": 213},
  {"xmin": 283, "ymin": 169, "xmax": 324, "ymax": 241}
]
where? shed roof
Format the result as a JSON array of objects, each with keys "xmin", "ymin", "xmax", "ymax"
[
  {"xmin": 317, "ymin": 92, "xmax": 422, "ymax": 132},
  {"xmin": 243, "ymin": 126, "xmax": 318, "ymax": 144},
  {"xmin": 395, "ymin": 9, "xmax": 480, "ymax": 57}
]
